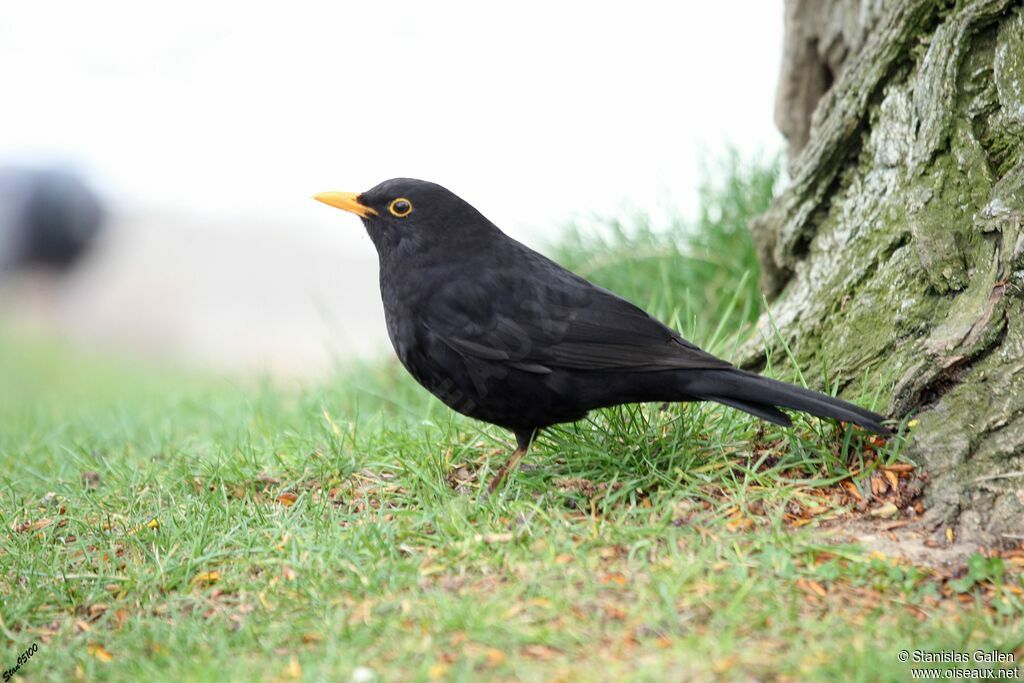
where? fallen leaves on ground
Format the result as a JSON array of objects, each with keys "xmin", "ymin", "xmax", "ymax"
[
  {"xmin": 12, "ymin": 518, "xmax": 52, "ymax": 533},
  {"xmin": 192, "ymin": 570, "xmax": 221, "ymax": 585},
  {"xmin": 87, "ymin": 643, "xmax": 114, "ymax": 662}
]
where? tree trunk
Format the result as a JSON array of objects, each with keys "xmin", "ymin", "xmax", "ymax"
[{"xmin": 750, "ymin": 0, "xmax": 1024, "ymax": 545}]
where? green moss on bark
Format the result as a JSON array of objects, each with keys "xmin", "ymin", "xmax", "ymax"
[{"xmin": 748, "ymin": 0, "xmax": 1024, "ymax": 543}]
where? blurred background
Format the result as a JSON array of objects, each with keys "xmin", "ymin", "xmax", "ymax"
[{"xmin": 0, "ymin": 1, "xmax": 783, "ymax": 378}]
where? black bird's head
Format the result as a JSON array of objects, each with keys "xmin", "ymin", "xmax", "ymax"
[{"xmin": 313, "ymin": 178, "xmax": 498, "ymax": 257}]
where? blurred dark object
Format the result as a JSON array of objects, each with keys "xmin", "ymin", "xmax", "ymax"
[{"xmin": 0, "ymin": 166, "xmax": 106, "ymax": 272}]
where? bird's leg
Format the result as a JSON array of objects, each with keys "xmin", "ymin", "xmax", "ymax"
[
  {"xmin": 487, "ymin": 429, "xmax": 536, "ymax": 493},
  {"xmin": 487, "ymin": 447, "xmax": 528, "ymax": 493}
]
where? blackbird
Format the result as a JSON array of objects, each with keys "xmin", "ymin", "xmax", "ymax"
[{"xmin": 314, "ymin": 178, "xmax": 889, "ymax": 491}]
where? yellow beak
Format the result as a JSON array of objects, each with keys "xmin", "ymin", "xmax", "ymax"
[{"xmin": 312, "ymin": 191, "xmax": 378, "ymax": 218}]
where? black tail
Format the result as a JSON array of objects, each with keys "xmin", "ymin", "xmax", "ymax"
[{"xmin": 685, "ymin": 369, "xmax": 890, "ymax": 435}]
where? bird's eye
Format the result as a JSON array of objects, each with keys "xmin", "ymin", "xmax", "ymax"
[{"xmin": 388, "ymin": 198, "xmax": 413, "ymax": 217}]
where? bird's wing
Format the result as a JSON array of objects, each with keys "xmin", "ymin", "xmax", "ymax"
[{"xmin": 420, "ymin": 255, "xmax": 733, "ymax": 374}]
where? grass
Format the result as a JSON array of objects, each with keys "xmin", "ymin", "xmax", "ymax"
[
  {"xmin": 1, "ymin": 154, "xmax": 1022, "ymax": 682},
  {"xmin": 553, "ymin": 149, "xmax": 773, "ymax": 348}
]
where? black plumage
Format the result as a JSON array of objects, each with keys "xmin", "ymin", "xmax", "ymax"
[{"xmin": 314, "ymin": 178, "xmax": 889, "ymax": 490}]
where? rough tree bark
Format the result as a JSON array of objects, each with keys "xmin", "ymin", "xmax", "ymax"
[{"xmin": 749, "ymin": 0, "xmax": 1024, "ymax": 545}]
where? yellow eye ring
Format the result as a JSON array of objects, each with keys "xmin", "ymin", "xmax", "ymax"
[{"xmin": 389, "ymin": 198, "xmax": 413, "ymax": 218}]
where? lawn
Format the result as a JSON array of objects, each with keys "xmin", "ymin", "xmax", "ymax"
[{"xmin": 1, "ymin": 156, "xmax": 1021, "ymax": 682}]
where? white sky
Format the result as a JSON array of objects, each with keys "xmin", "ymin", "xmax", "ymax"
[{"xmin": 0, "ymin": 1, "xmax": 784, "ymax": 240}]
